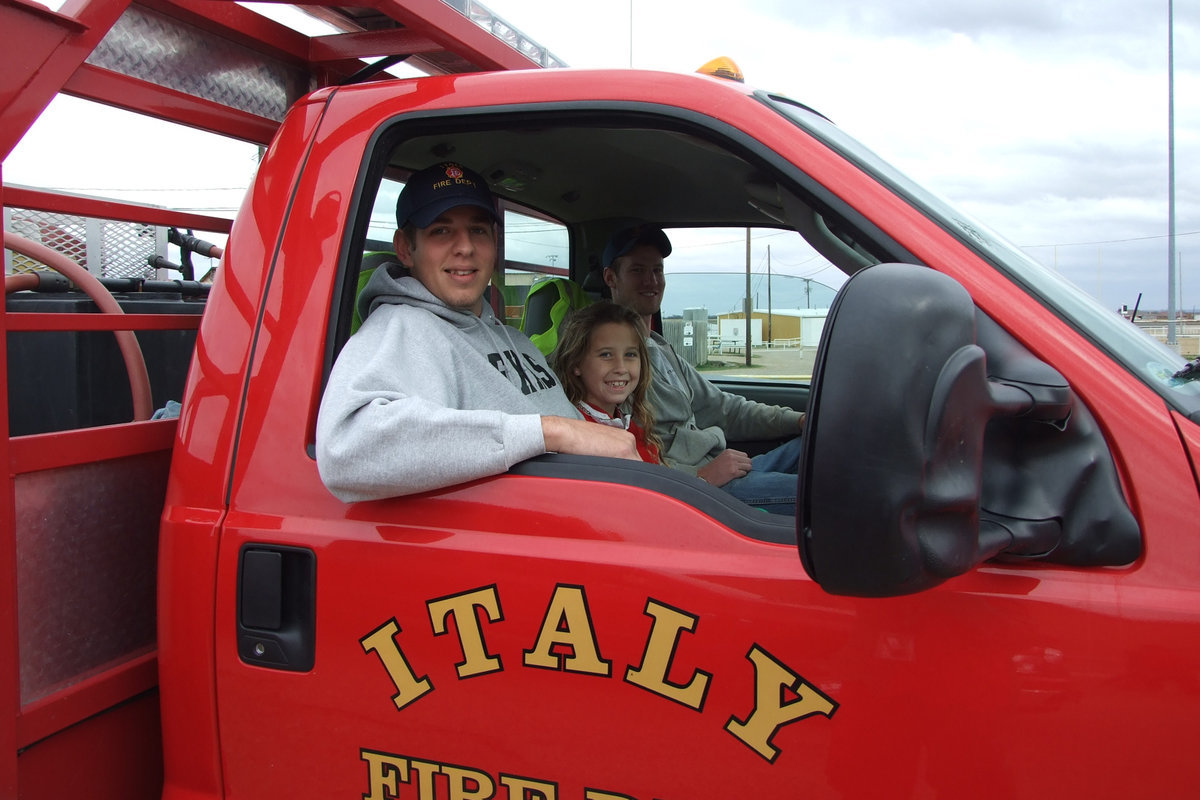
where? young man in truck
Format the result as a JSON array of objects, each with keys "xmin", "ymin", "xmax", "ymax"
[
  {"xmin": 603, "ymin": 224, "xmax": 805, "ymax": 515},
  {"xmin": 316, "ymin": 162, "xmax": 638, "ymax": 503}
]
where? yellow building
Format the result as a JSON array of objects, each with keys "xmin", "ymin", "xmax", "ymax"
[{"xmin": 716, "ymin": 309, "xmax": 826, "ymax": 347}]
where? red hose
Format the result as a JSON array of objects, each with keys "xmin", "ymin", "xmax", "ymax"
[
  {"xmin": 3, "ymin": 231, "xmax": 155, "ymax": 421},
  {"xmin": 4, "ymin": 273, "xmax": 40, "ymax": 294}
]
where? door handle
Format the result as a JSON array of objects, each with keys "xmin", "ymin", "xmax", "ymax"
[{"xmin": 237, "ymin": 544, "xmax": 316, "ymax": 671}]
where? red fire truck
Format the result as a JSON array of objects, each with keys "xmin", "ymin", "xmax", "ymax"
[{"xmin": 4, "ymin": 0, "xmax": 1200, "ymax": 798}]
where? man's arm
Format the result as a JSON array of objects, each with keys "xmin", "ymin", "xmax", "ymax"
[
  {"xmin": 681, "ymin": 359, "xmax": 804, "ymax": 440},
  {"xmin": 317, "ymin": 390, "xmax": 549, "ymax": 502},
  {"xmin": 320, "ymin": 403, "xmax": 639, "ymax": 502},
  {"xmin": 541, "ymin": 416, "xmax": 640, "ymax": 460}
]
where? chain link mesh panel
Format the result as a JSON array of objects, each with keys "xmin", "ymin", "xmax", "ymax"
[{"xmin": 6, "ymin": 208, "xmax": 162, "ymax": 279}]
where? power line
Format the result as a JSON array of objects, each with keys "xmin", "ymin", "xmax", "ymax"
[{"xmin": 1023, "ymin": 229, "xmax": 1200, "ymax": 249}]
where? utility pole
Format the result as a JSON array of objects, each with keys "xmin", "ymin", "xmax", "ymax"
[
  {"xmin": 744, "ymin": 228, "xmax": 752, "ymax": 366},
  {"xmin": 1169, "ymin": 0, "xmax": 1177, "ymax": 345},
  {"xmin": 628, "ymin": 0, "xmax": 634, "ymax": 68},
  {"xmin": 767, "ymin": 245, "xmax": 773, "ymax": 345}
]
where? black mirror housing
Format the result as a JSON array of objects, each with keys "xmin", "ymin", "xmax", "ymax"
[{"xmin": 797, "ymin": 263, "xmax": 1139, "ymax": 597}]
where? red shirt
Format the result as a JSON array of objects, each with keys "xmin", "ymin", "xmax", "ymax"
[{"xmin": 577, "ymin": 403, "xmax": 661, "ymax": 464}]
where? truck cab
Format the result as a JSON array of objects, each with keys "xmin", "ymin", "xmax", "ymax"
[{"xmin": 160, "ymin": 65, "xmax": 1200, "ymax": 798}]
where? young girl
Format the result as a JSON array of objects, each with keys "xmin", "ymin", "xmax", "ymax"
[{"xmin": 550, "ymin": 301, "xmax": 663, "ymax": 464}]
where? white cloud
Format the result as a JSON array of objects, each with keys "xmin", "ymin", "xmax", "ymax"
[{"xmin": 487, "ymin": 0, "xmax": 1198, "ymax": 311}]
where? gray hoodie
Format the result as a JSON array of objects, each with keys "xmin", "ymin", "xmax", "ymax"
[{"xmin": 316, "ymin": 263, "xmax": 581, "ymax": 502}]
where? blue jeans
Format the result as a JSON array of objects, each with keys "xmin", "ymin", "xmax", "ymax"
[{"xmin": 721, "ymin": 436, "xmax": 804, "ymax": 516}]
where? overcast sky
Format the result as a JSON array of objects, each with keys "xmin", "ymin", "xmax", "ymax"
[
  {"xmin": 484, "ymin": 0, "xmax": 1199, "ymax": 313},
  {"xmin": 5, "ymin": 0, "xmax": 1196, "ymax": 314}
]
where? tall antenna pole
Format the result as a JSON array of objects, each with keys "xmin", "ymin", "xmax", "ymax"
[{"xmin": 1169, "ymin": 0, "xmax": 1177, "ymax": 345}]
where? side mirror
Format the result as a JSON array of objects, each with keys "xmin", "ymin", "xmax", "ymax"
[{"xmin": 796, "ymin": 263, "xmax": 1139, "ymax": 597}]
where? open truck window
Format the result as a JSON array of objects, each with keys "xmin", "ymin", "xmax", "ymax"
[{"xmin": 321, "ymin": 107, "xmax": 913, "ymax": 538}]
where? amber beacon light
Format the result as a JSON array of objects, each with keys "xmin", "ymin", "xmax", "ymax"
[{"xmin": 696, "ymin": 56, "xmax": 745, "ymax": 82}]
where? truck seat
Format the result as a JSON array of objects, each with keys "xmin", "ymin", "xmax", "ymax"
[{"xmin": 519, "ymin": 276, "xmax": 593, "ymax": 355}]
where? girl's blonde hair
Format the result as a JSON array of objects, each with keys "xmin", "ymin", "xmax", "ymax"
[{"xmin": 550, "ymin": 301, "xmax": 664, "ymax": 459}]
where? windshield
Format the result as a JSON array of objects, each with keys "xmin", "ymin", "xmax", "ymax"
[
  {"xmin": 656, "ymin": 227, "xmax": 840, "ymax": 382},
  {"xmin": 763, "ymin": 93, "xmax": 1200, "ymax": 418}
]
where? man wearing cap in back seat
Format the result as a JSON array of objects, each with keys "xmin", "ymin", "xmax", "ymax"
[
  {"xmin": 603, "ymin": 224, "xmax": 805, "ymax": 515},
  {"xmin": 316, "ymin": 162, "xmax": 639, "ymax": 503}
]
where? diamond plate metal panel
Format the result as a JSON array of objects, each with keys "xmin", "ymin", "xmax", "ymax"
[{"xmin": 86, "ymin": 5, "xmax": 312, "ymax": 122}]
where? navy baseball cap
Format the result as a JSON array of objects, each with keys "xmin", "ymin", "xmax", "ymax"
[
  {"xmin": 603, "ymin": 224, "xmax": 672, "ymax": 268},
  {"xmin": 395, "ymin": 162, "xmax": 498, "ymax": 229}
]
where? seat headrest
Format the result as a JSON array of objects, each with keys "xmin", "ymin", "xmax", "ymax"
[{"xmin": 520, "ymin": 277, "xmax": 592, "ymax": 355}]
